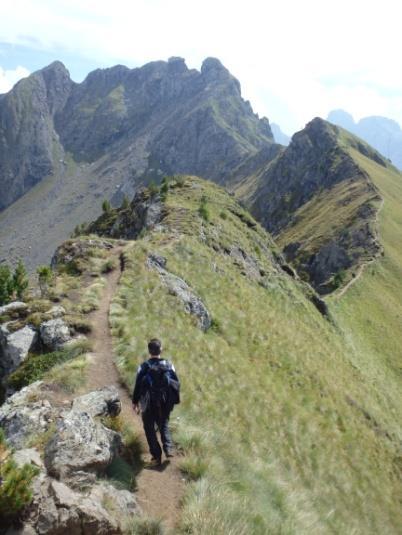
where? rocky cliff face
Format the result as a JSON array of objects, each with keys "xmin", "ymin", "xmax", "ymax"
[
  {"xmin": 0, "ymin": 58, "xmax": 276, "ymax": 270},
  {"xmin": 235, "ymin": 118, "xmax": 384, "ymax": 293},
  {"xmin": 0, "ymin": 62, "xmax": 72, "ymax": 210},
  {"xmin": 0, "ymin": 57, "xmax": 273, "ymax": 213}
]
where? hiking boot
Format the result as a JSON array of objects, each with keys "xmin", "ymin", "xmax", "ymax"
[
  {"xmin": 147, "ymin": 456, "xmax": 162, "ymax": 467},
  {"xmin": 165, "ymin": 450, "xmax": 174, "ymax": 458}
]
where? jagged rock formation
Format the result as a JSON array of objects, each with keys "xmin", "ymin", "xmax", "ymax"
[
  {"xmin": 234, "ymin": 118, "xmax": 384, "ymax": 293},
  {"xmin": 328, "ymin": 109, "xmax": 402, "ymax": 170},
  {"xmin": 147, "ymin": 253, "xmax": 212, "ymax": 330},
  {"xmin": 0, "ymin": 383, "xmax": 139, "ymax": 533},
  {"xmin": 0, "ymin": 57, "xmax": 276, "ymax": 270}
]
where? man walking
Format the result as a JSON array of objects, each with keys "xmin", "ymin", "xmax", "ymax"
[{"xmin": 132, "ymin": 338, "xmax": 180, "ymax": 466}]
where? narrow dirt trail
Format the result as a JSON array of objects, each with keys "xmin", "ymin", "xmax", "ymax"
[{"xmin": 85, "ymin": 247, "xmax": 184, "ymax": 532}]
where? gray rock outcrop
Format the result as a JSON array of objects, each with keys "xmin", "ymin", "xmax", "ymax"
[
  {"xmin": 40, "ymin": 318, "xmax": 71, "ymax": 350},
  {"xmin": 0, "ymin": 301, "xmax": 28, "ymax": 316},
  {"xmin": 1, "ymin": 384, "xmax": 139, "ymax": 533},
  {"xmin": 19, "ymin": 476, "xmax": 139, "ymax": 534},
  {"xmin": 0, "ymin": 381, "xmax": 55, "ymax": 448},
  {"xmin": 72, "ymin": 385, "xmax": 122, "ymax": 417},
  {"xmin": 0, "ymin": 324, "xmax": 37, "ymax": 379},
  {"xmin": 147, "ymin": 254, "xmax": 211, "ymax": 330}
]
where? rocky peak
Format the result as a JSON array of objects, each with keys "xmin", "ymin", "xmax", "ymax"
[
  {"xmin": 38, "ymin": 61, "xmax": 73, "ymax": 116},
  {"xmin": 167, "ymin": 56, "xmax": 188, "ymax": 74},
  {"xmin": 201, "ymin": 57, "xmax": 241, "ymax": 93}
]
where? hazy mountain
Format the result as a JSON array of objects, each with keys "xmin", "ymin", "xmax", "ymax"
[
  {"xmin": 327, "ymin": 109, "xmax": 402, "ymax": 170},
  {"xmin": 0, "ymin": 57, "xmax": 277, "ymax": 268},
  {"xmin": 271, "ymin": 122, "xmax": 290, "ymax": 145}
]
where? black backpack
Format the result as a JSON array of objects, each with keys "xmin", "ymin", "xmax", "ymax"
[{"xmin": 141, "ymin": 359, "xmax": 180, "ymax": 412}]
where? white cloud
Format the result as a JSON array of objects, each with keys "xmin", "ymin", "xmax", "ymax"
[
  {"xmin": 0, "ymin": 0, "xmax": 401, "ymax": 133},
  {"xmin": 0, "ymin": 65, "xmax": 30, "ymax": 94}
]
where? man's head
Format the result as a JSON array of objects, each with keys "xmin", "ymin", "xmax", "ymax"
[{"xmin": 148, "ymin": 338, "xmax": 162, "ymax": 356}]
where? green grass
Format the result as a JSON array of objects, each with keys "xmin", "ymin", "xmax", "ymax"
[
  {"xmin": 108, "ymin": 177, "xmax": 401, "ymax": 534},
  {"xmin": 7, "ymin": 339, "xmax": 91, "ymax": 389}
]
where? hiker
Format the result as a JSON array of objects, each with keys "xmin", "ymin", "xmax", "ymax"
[{"xmin": 132, "ymin": 338, "xmax": 180, "ymax": 466}]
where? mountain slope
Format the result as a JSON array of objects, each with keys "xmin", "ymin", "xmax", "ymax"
[
  {"xmin": 234, "ymin": 118, "xmax": 389, "ymax": 293},
  {"xmin": 328, "ymin": 109, "xmax": 402, "ymax": 170},
  {"xmin": 0, "ymin": 58, "xmax": 276, "ymax": 270},
  {"xmin": 90, "ymin": 176, "xmax": 400, "ymax": 533},
  {"xmin": 1, "ymin": 175, "xmax": 401, "ymax": 532}
]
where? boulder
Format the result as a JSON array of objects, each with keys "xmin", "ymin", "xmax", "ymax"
[
  {"xmin": 21, "ymin": 476, "xmax": 124, "ymax": 534},
  {"xmin": 0, "ymin": 301, "xmax": 28, "ymax": 316},
  {"xmin": 148, "ymin": 254, "xmax": 211, "ymax": 330},
  {"xmin": 45, "ymin": 305, "xmax": 66, "ymax": 318},
  {"xmin": 0, "ymin": 324, "xmax": 37, "ymax": 378},
  {"xmin": 72, "ymin": 386, "xmax": 121, "ymax": 418},
  {"xmin": 0, "ymin": 382, "xmax": 55, "ymax": 448},
  {"xmin": 40, "ymin": 318, "xmax": 71, "ymax": 350},
  {"xmin": 44, "ymin": 409, "xmax": 122, "ymax": 481},
  {"xmin": 13, "ymin": 448, "xmax": 44, "ymax": 470}
]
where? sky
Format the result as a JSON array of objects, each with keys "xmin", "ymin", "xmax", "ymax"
[{"xmin": 0, "ymin": 0, "xmax": 401, "ymax": 135}]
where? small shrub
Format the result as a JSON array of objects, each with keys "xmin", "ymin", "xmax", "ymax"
[
  {"xmin": 199, "ymin": 195, "xmax": 210, "ymax": 222},
  {"xmin": 0, "ymin": 265, "xmax": 14, "ymax": 305},
  {"xmin": 64, "ymin": 314, "xmax": 92, "ymax": 334},
  {"xmin": 102, "ymin": 199, "xmax": 112, "ymax": 213},
  {"xmin": 0, "ymin": 459, "xmax": 39, "ymax": 521},
  {"xmin": 101, "ymin": 258, "xmax": 118, "ymax": 273},
  {"xmin": 13, "ymin": 260, "xmax": 29, "ymax": 299},
  {"xmin": 209, "ymin": 317, "xmax": 222, "ymax": 333},
  {"xmin": 36, "ymin": 265, "xmax": 53, "ymax": 298},
  {"xmin": 7, "ymin": 341, "xmax": 90, "ymax": 389},
  {"xmin": 128, "ymin": 516, "xmax": 165, "ymax": 535}
]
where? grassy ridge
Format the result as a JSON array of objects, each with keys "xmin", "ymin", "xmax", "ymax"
[{"xmin": 109, "ymin": 177, "xmax": 401, "ymax": 533}]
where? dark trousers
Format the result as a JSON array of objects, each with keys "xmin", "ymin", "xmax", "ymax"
[{"xmin": 142, "ymin": 408, "xmax": 173, "ymax": 459}]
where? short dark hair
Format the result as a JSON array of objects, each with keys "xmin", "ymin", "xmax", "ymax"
[{"xmin": 148, "ymin": 338, "xmax": 162, "ymax": 356}]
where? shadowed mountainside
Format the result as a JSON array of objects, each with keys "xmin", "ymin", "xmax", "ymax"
[{"xmin": 232, "ymin": 118, "xmax": 391, "ymax": 294}]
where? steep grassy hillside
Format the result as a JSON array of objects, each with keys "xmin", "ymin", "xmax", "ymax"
[
  {"xmin": 329, "ymin": 141, "xmax": 402, "ymax": 446},
  {"xmin": 96, "ymin": 177, "xmax": 401, "ymax": 534}
]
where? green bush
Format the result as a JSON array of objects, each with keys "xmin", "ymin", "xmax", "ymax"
[
  {"xmin": 0, "ymin": 265, "xmax": 14, "ymax": 305},
  {"xmin": 101, "ymin": 258, "xmax": 117, "ymax": 273},
  {"xmin": 7, "ymin": 341, "xmax": 90, "ymax": 390},
  {"xmin": 13, "ymin": 260, "xmax": 28, "ymax": 299},
  {"xmin": 128, "ymin": 516, "xmax": 164, "ymax": 535},
  {"xmin": 0, "ymin": 430, "xmax": 39, "ymax": 522},
  {"xmin": 199, "ymin": 195, "xmax": 210, "ymax": 222},
  {"xmin": 102, "ymin": 199, "xmax": 112, "ymax": 213},
  {"xmin": 36, "ymin": 265, "xmax": 53, "ymax": 298}
]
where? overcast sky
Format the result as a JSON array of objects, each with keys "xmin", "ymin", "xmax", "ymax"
[{"xmin": 0, "ymin": 0, "xmax": 401, "ymax": 134}]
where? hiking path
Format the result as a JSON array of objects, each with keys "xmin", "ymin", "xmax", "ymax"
[{"xmin": 85, "ymin": 246, "xmax": 184, "ymax": 531}]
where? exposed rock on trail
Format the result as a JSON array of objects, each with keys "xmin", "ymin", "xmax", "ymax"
[
  {"xmin": 0, "ymin": 381, "xmax": 140, "ymax": 533},
  {"xmin": 147, "ymin": 253, "xmax": 212, "ymax": 330},
  {"xmin": 0, "ymin": 324, "xmax": 37, "ymax": 379}
]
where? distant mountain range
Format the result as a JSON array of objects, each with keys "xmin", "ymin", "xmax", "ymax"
[
  {"xmin": 0, "ymin": 57, "xmax": 276, "ymax": 268},
  {"xmin": 327, "ymin": 109, "xmax": 402, "ymax": 170}
]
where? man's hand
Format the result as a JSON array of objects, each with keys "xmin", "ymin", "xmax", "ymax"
[{"xmin": 132, "ymin": 403, "xmax": 140, "ymax": 414}]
